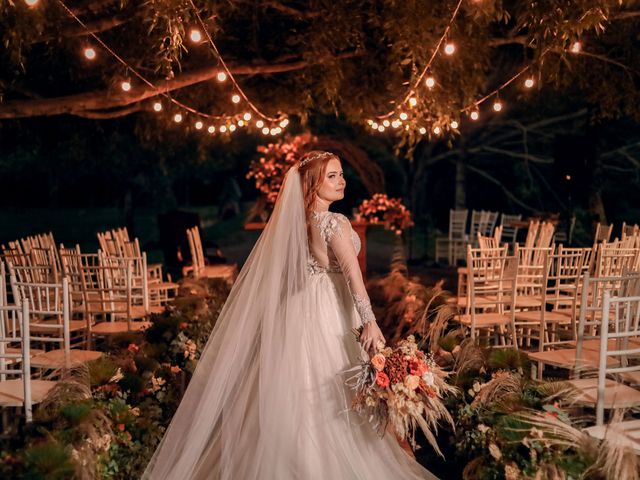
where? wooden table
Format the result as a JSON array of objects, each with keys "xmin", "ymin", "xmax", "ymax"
[{"xmin": 245, "ymin": 219, "xmax": 370, "ymax": 277}]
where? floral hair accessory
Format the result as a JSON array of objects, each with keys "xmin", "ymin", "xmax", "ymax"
[{"xmin": 299, "ymin": 151, "xmax": 334, "ymax": 168}]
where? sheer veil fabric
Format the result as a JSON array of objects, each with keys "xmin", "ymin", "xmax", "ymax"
[{"xmin": 142, "ymin": 166, "xmax": 438, "ymax": 480}]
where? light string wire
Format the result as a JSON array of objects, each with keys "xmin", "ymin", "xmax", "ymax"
[
  {"xmin": 57, "ymin": 0, "xmax": 276, "ymax": 124},
  {"xmin": 187, "ymin": 0, "xmax": 284, "ymax": 122}
]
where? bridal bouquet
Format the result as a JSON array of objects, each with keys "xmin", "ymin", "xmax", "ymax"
[{"xmin": 349, "ymin": 335, "xmax": 457, "ymax": 456}]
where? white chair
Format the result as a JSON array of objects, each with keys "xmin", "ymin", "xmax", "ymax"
[
  {"xmin": 571, "ymin": 291, "xmax": 640, "ymax": 429},
  {"xmin": 435, "ymin": 209, "xmax": 468, "ymax": 265},
  {"xmin": 593, "ymin": 222, "xmax": 613, "ymax": 246},
  {"xmin": 499, "ymin": 213, "xmax": 522, "ymax": 247},
  {"xmin": 184, "ymin": 226, "xmax": 238, "ymax": 283}
]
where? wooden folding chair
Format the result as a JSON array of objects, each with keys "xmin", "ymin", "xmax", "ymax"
[{"xmin": 184, "ymin": 226, "xmax": 238, "ymax": 284}]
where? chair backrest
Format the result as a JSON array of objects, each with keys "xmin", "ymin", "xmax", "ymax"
[
  {"xmin": 535, "ymin": 222, "xmax": 556, "ymax": 249},
  {"xmin": 500, "ymin": 213, "xmax": 522, "ymax": 244},
  {"xmin": 523, "ymin": 220, "xmax": 540, "ymax": 249},
  {"xmin": 477, "ymin": 225, "xmax": 502, "ymax": 250},
  {"xmin": 448, "ymin": 209, "xmax": 468, "ymax": 241},
  {"xmin": 594, "ymin": 292, "xmax": 640, "ymax": 425},
  {"xmin": 469, "ymin": 210, "xmax": 484, "ymax": 246},
  {"xmin": 480, "ymin": 211, "xmax": 499, "ymax": 237},
  {"xmin": 593, "ymin": 243, "xmax": 638, "ymax": 278},
  {"xmin": 0, "ymin": 296, "xmax": 33, "ymax": 421},
  {"xmin": 593, "ymin": 222, "xmax": 613, "ymax": 245},
  {"xmin": 187, "ymin": 227, "xmax": 206, "ymax": 275},
  {"xmin": 466, "ymin": 245, "xmax": 516, "ymax": 314},
  {"xmin": 575, "ymin": 272, "xmax": 640, "ymax": 375},
  {"xmin": 9, "ymin": 264, "xmax": 71, "ymax": 369}
]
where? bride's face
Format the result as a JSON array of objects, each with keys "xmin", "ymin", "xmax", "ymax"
[{"xmin": 317, "ymin": 158, "xmax": 346, "ymax": 203}]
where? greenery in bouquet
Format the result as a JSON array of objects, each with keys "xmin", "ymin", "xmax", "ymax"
[
  {"xmin": 356, "ymin": 193, "xmax": 414, "ymax": 236},
  {"xmin": 349, "ymin": 335, "xmax": 458, "ymax": 456}
]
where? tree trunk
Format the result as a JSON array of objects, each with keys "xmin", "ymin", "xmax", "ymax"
[{"xmin": 454, "ymin": 155, "xmax": 466, "ymax": 209}]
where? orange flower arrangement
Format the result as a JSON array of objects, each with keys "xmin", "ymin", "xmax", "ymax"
[
  {"xmin": 356, "ymin": 193, "xmax": 414, "ymax": 236},
  {"xmin": 348, "ymin": 335, "xmax": 457, "ymax": 455}
]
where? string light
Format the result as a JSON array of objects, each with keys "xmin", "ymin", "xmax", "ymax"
[
  {"xmin": 216, "ymin": 71, "xmax": 227, "ymax": 82},
  {"xmin": 433, "ymin": 126, "xmax": 441, "ymax": 135},
  {"xmin": 229, "ymin": 124, "xmax": 237, "ymax": 132},
  {"xmin": 189, "ymin": 29, "xmax": 202, "ymax": 43},
  {"xmin": 382, "ymin": 120, "xmax": 391, "ymax": 127},
  {"xmin": 25, "ymin": 0, "xmax": 39, "ymax": 7},
  {"xmin": 195, "ymin": 121, "xmax": 203, "ymax": 130},
  {"xmin": 419, "ymin": 127, "xmax": 427, "ymax": 134},
  {"xmin": 378, "ymin": 125, "xmax": 385, "ymax": 132},
  {"xmin": 371, "ymin": 122, "xmax": 379, "ymax": 129},
  {"xmin": 220, "ymin": 125, "xmax": 227, "ymax": 133},
  {"xmin": 153, "ymin": 102, "xmax": 162, "ymax": 112},
  {"xmin": 392, "ymin": 120, "xmax": 402, "ymax": 128},
  {"xmin": 408, "ymin": 97, "xmax": 418, "ymax": 107},
  {"xmin": 121, "ymin": 81, "xmax": 131, "ymax": 92},
  {"xmin": 84, "ymin": 47, "xmax": 97, "ymax": 60},
  {"xmin": 208, "ymin": 125, "xmax": 215, "ymax": 133},
  {"xmin": 470, "ymin": 111, "xmax": 479, "ymax": 121},
  {"xmin": 450, "ymin": 120, "xmax": 459, "ymax": 129},
  {"xmin": 492, "ymin": 99, "xmax": 503, "ymax": 112},
  {"xmin": 231, "ymin": 94, "xmax": 241, "ymax": 104},
  {"xmin": 256, "ymin": 120, "xmax": 264, "ymax": 128},
  {"xmin": 279, "ymin": 118, "xmax": 289, "ymax": 127},
  {"xmin": 243, "ymin": 112, "xmax": 252, "ymax": 121},
  {"xmin": 261, "ymin": 127, "xmax": 270, "ymax": 135},
  {"xmin": 399, "ymin": 112, "xmax": 408, "ymax": 120},
  {"xmin": 425, "ymin": 76, "xmax": 435, "ymax": 89},
  {"xmin": 570, "ymin": 41, "xmax": 582, "ymax": 53},
  {"xmin": 524, "ymin": 78, "xmax": 535, "ymax": 88},
  {"xmin": 238, "ymin": 120, "xmax": 245, "ymax": 127},
  {"xmin": 444, "ymin": 42, "xmax": 456, "ymax": 55},
  {"xmin": 173, "ymin": 113, "xmax": 183, "ymax": 123}
]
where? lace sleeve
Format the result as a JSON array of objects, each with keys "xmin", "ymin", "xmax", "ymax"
[{"xmin": 325, "ymin": 214, "xmax": 376, "ymax": 326}]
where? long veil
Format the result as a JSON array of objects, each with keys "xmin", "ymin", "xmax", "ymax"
[{"xmin": 143, "ymin": 165, "xmax": 311, "ymax": 479}]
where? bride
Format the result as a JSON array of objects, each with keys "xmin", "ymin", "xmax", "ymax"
[{"xmin": 143, "ymin": 151, "xmax": 438, "ymax": 479}]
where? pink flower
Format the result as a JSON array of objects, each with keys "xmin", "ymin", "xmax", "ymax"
[
  {"xmin": 375, "ymin": 371, "xmax": 390, "ymax": 389},
  {"xmin": 371, "ymin": 354, "xmax": 386, "ymax": 371},
  {"xmin": 404, "ymin": 375, "xmax": 420, "ymax": 390}
]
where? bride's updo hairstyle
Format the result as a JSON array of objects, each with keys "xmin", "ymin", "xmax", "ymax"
[{"xmin": 298, "ymin": 150, "xmax": 338, "ymax": 226}]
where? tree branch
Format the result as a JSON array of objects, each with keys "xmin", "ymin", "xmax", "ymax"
[
  {"xmin": 0, "ymin": 51, "xmax": 360, "ymax": 119},
  {"xmin": 74, "ymin": 103, "xmax": 143, "ymax": 119},
  {"xmin": 34, "ymin": 14, "xmax": 131, "ymax": 43}
]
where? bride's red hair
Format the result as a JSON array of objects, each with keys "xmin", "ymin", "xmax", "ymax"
[{"xmin": 298, "ymin": 150, "xmax": 338, "ymax": 229}]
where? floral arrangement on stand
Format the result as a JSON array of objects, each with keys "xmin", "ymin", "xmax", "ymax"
[
  {"xmin": 349, "ymin": 335, "xmax": 457, "ymax": 456},
  {"xmin": 246, "ymin": 132, "xmax": 317, "ymax": 217},
  {"xmin": 356, "ymin": 193, "xmax": 414, "ymax": 236}
]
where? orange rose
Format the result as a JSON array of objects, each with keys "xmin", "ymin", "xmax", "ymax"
[
  {"xmin": 410, "ymin": 360, "xmax": 428, "ymax": 376},
  {"xmin": 371, "ymin": 354, "xmax": 386, "ymax": 371},
  {"xmin": 375, "ymin": 371, "xmax": 390, "ymax": 389}
]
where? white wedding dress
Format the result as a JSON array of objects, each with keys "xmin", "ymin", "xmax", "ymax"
[{"xmin": 143, "ymin": 166, "xmax": 438, "ymax": 480}]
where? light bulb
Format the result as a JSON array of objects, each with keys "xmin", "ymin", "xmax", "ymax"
[
  {"xmin": 173, "ymin": 113, "xmax": 183, "ymax": 123},
  {"xmin": 84, "ymin": 47, "xmax": 96, "ymax": 60},
  {"xmin": 279, "ymin": 118, "xmax": 289, "ymax": 127},
  {"xmin": 451, "ymin": 120, "xmax": 459, "ymax": 129},
  {"xmin": 121, "ymin": 81, "xmax": 131, "ymax": 92},
  {"xmin": 382, "ymin": 119, "xmax": 390, "ymax": 127},
  {"xmin": 444, "ymin": 43, "xmax": 456, "ymax": 55},
  {"xmin": 470, "ymin": 111, "xmax": 479, "ymax": 121},
  {"xmin": 25, "ymin": 0, "xmax": 39, "ymax": 7},
  {"xmin": 419, "ymin": 127, "xmax": 427, "ymax": 134},
  {"xmin": 270, "ymin": 128, "xmax": 278, "ymax": 135},
  {"xmin": 399, "ymin": 112, "xmax": 408, "ymax": 121},
  {"xmin": 229, "ymin": 124, "xmax": 237, "ymax": 132},
  {"xmin": 425, "ymin": 76, "xmax": 435, "ymax": 88},
  {"xmin": 493, "ymin": 100, "xmax": 503, "ymax": 112},
  {"xmin": 195, "ymin": 121, "xmax": 203, "ymax": 130},
  {"xmin": 220, "ymin": 125, "xmax": 227, "ymax": 133},
  {"xmin": 371, "ymin": 122, "xmax": 379, "ymax": 129},
  {"xmin": 524, "ymin": 78, "xmax": 534, "ymax": 88},
  {"xmin": 208, "ymin": 126, "xmax": 215, "ymax": 133},
  {"xmin": 261, "ymin": 127, "xmax": 270, "ymax": 135},
  {"xmin": 392, "ymin": 120, "xmax": 401, "ymax": 129},
  {"xmin": 433, "ymin": 126, "xmax": 441, "ymax": 135},
  {"xmin": 256, "ymin": 120, "xmax": 264, "ymax": 128},
  {"xmin": 238, "ymin": 120, "xmax": 245, "ymax": 127},
  {"xmin": 231, "ymin": 94, "xmax": 241, "ymax": 104},
  {"xmin": 243, "ymin": 112, "xmax": 252, "ymax": 121},
  {"xmin": 190, "ymin": 29, "xmax": 202, "ymax": 43},
  {"xmin": 570, "ymin": 41, "xmax": 581, "ymax": 53},
  {"xmin": 408, "ymin": 97, "xmax": 417, "ymax": 107},
  {"xmin": 153, "ymin": 102, "xmax": 162, "ymax": 112},
  {"xmin": 377, "ymin": 125, "xmax": 385, "ymax": 132},
  {"xmin": 275, "ymin": 127, "xmax": 282, "ymax": 134},
  {"xmin": 217, "ymin": 71, "xmax": 227, "ymax": 82}
]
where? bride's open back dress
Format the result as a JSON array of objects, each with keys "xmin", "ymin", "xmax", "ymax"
[{"xmin": 143, "ymin": 166, "xmax": 438, "ymax": 479}]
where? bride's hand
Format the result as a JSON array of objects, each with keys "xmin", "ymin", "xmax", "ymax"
[{"xmin": 359, "ymin": 321, "xmax": 385, "ymax": 354}]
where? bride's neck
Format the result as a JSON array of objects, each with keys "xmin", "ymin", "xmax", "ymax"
[{"xmin": 313, "ymin": 197, "xmax": 331, "ymax": 213}]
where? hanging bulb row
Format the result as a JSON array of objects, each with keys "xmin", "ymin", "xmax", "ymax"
[{"xmin": 151, "ymin": 102, "xmax": 289, "ymax": 136}]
